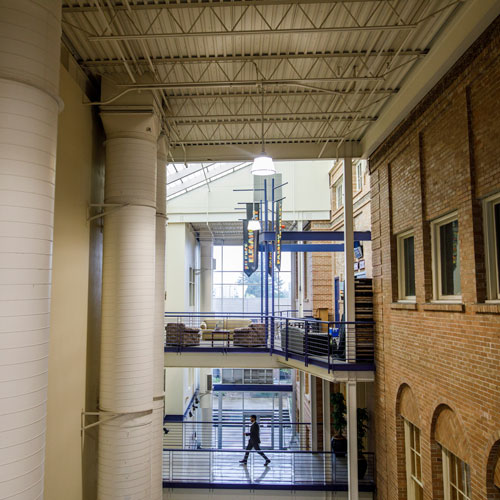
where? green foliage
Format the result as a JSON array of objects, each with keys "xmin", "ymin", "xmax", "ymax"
[
  {"xmin": 237, "ymin": 272, "xmax": 287, "ymax": 298},
  {"xmin": 330, "ymin": 392, "xmax": 347, "ymax": 437},
  {"xmin": 357, "ymin": 407, "xmax": 369, "ymax": 453}
]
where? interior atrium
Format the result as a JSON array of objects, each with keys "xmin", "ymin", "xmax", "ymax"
[{"xmin": 1, "ymin": 1, "xmax": 500, "ymax": 500}]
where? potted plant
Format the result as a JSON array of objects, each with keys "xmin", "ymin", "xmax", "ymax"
[
  {"xmin": 330, "ymin": 392, "xmax": 347, "ymax": 456},
  {"xmin": 357, "ymin": 407, "xmax": 369, "ymax": 480}
]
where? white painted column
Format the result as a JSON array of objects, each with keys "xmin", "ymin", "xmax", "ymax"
[
  {"xmin": 343, "ymin": 158, "xmax": 358, "ymax": 499},
  {"xmin": 152, "ymin": 135, "xmax": 168, "ymax": 500},
  {"xmin": 0, "ymin": 1, "xmax": 61, "ymax": 498},
  {"xmin": 98, "ymin": 111, "xmax": 160, "ymax": 500},
  {"xmin": 200, "ymin": 240, "xmax": 213, "ymax": 312},
  {"xmin": 322, "ymin": 379, "xmax": 331, "ymax": 451}
]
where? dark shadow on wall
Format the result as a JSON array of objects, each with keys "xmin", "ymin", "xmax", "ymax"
[
  {"xmin": 82, "ymin": 102, "xmax": 105, "ymax": 500},
  {"xmin": 487, "ymin": 440, "xmax": 500, "ymax": 500}
]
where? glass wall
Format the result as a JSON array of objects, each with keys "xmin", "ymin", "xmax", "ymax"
[
  {"xmin": 212, "ymin": 368, "xmax": 292, "ymax": 385},
  {"xmin": 211, "ymin": 390, "xmax": 294, "ymax": 449},
  {"xmin": 212, "ymin": 244, "xmax": 292, "ymax": 312}
]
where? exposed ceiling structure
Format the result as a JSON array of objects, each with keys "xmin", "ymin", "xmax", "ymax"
[
  {"xmin": 190, "ymin": 220, "xmax": 295, "ymax": 243},
  {"xmin": 60, "ymin": 0, "xmax": 487, "ymax": 162}
]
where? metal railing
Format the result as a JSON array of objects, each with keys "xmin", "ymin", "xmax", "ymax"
[
  {"xmin": 162, "ymin": 449, "xmax": 375, "ymax": 490},
  {"xmin": 164, "ymin": 312, "xmax": 375, "ymax": 368},
  {"xmin": 163, "ymin": 421, "xmax": 316, "ymax": 450}
]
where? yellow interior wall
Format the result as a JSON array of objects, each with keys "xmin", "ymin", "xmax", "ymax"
[{"xmin": 44, "ymin": 64, "xmax": 94, "ymax": 500}]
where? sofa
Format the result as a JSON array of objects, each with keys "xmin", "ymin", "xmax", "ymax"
[
  {"xmin": 165, "ymin": 323, "xmax": 201, "ymax": 346},
  {"xmin": 233, "ymin": 323, "xmax": 267, "ymax": 347},
  {"xmin": 200, "ymin": 318, "xmax": 252, "ymax": 341}
]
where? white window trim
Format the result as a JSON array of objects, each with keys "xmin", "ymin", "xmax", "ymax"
[
  {"xmin": 483, "ymin": 192, "xmax": 500, "ymax": 302},
  {"xmin": 356, "ymin": 162, "xmax": 363, "ymax": 191},
  {"xmin": 335, "ymin": 177, "xmax": 344, "ymax": 209},
  {"xmin": 431, "ymin": 211, "xmax": 462, "ymax": 302},
  {"xmin": 397, "ymin": 229, "xmax": 416, "ymax": 302},
  {"xmin": 442, "ymin": 447, "xmax": 471, "ymax": 500},
  {"xmin": 404, "ymin": 419, "xmax": 424, "ymax": 500}
]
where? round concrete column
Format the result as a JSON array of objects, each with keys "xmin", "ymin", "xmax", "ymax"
[
  {"xmin": 98, "ymin": 111, "xmax": 160, "ymax": 500},
  {"xmin": 0, "ymin": 1, "xmax": 61, "ymax": 498},
  {"xmin": 151, "ymin": 136, "xmax": 168, "ymax": 500},
  {"xmin": 200, "ymin": 240, "xmax": 213, "ymax": 312}
]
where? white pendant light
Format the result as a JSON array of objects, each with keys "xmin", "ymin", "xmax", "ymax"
[
  {"xmin": 252, "ymin": 83, "xmax": 275, "ymax": 176},
  {"xmin": 252, "ymin": 153, "xmax": 275, "ymax": 176},
  {"xmin": 248, "ymin": 219, "xmax": 261, "ymax": 231}
]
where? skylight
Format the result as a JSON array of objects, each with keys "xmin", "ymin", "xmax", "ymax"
[{"xmin": 166, "ymin": 161, "xmax": 251, "ymax": 201}]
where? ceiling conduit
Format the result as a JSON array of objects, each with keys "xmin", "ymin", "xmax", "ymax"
[
  {"xmin": 97, "ymin": 128, "xmax": 158, "ymax": 499},
  {"xmin": 0, "ymin": 1, "xmax": 61, "ymax": 498},
  {"xmin": 151, "ymin": 136, "xmax": 168, "ymax": 499}
]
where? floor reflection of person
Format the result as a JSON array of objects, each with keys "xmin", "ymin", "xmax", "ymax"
[{"xmin": 240, "ymin": 415, "xmax": 271, "ymax": 466}]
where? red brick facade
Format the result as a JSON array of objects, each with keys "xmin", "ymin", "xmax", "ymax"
[{"xmin": 370, "ymin": 17, "xmax": 500, "ymax": 500}]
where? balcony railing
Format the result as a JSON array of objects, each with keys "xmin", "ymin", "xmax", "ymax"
[
  {"xmin": 162, "ymin": 449, "xmax": 375, "ymax": 491},
  {"xmin": 163, "ymin": 421, "xmax": 317, "ymax": 451},
  {"xmin": 164, "ymin": 312, "xmax": 374, "ymax": 369}
]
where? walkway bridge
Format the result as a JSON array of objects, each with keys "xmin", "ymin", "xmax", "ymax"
[
  {"xmin": 164, "ymin": 312, "xmax": 375, "ymax": 382},
  {"xmin": 161, "ymin": 421, "xmax": 375, "ymax": 493}
]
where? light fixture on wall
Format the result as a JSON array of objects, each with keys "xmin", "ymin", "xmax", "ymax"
[{"xmin": 252, "ymin": 83, "xmax": 275, "ymax": 176}]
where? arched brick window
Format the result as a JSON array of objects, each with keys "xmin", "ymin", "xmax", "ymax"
[
  {"xmin": 487, "ymin": 440, "xmax": 500, "ymax": 499},
  {"xmin": 396, "ymin": 384, "xmax": 422, "ymax": 500},
  {"xmin": 430, "ymin": 404, "xmax": 470, "ymax": 500}
]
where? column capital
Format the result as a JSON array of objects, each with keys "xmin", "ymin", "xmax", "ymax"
[
  {"xmin": 100, "ymin": 75, "xmax": 162, "ymax": 142},
  {"xmin": 100, "ymin": 108, "xmax": 161, "ymax": 143}
]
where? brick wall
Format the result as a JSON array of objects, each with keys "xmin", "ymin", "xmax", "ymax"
[
  {"xmin": 370, "ymin": 17, "xmax": 500, "ymax": 500},
  {"xmin": 306, "ymin": 161, "xmax": 372, "ymax": 317}
]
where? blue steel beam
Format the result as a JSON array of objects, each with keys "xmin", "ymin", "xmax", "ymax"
[
  {"xmin": 260, "ymin": 230, "xmax": 371, "ymax": 242},
  {"xmin": 259, "ymin": 244, "xmax": 344, "ymax": 252}
]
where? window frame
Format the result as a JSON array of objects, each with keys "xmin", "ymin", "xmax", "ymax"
[
  {"xmin": 442, "ymin": 447, "xmax": 471, "ymax": 500},
  {"xmin": 483, "ymin": 192, "xmax": 500, "ymax": 302},
  {"xmin": 335, "ymin": 177, "xmax": 344, "ymax": 210},
  {"xmin": 431, "ymin": 211, "xmax": 461, "ymax": 302},
  {"xmin": 356, "ymin": 162, "xmax": 363, "ymax": 191},
  {"xmin": 404, "ymin": 418, "xmax": 424, "ymax": 500},
  {"xmin": 397, "ymin": 229, "xmax": 416, "ymax": 302},
  {"xmin": 189, "ymin": 267, "xmax": 195, "ymax": 306}
]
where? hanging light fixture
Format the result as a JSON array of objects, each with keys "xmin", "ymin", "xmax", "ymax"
[
  {"xmin": 248, "ymin": 219, "xmax": 261, "ymax": 231},
  {"xmin": 252, "ymin": 83, "xmax": 276, "ymax": 176}
]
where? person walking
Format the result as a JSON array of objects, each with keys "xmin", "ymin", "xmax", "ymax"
[{"xmin": 240, "ymin": 415, "xmax": 271, "ymax": 466}]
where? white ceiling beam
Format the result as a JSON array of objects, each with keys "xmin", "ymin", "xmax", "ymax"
[
  {"xmin": 80, "ymin": 49, "xmax": 428, "ymax": 67},
  {"xmin": 168, "ymin": 141, "xmax": 361, "ymax": 162},
  {"xmin": 88, "ymin": 24, "xmax": 416, "ymax": 42},
  {"xmin": 63, "ymin": 0, "xmax": 390, "ymax": 13},
  {"xmin": 167, "ymin": 113, "xmax": 378, "ymax": 124},
  {"xmin": 116, "ymin": 78, "xmax": 384, "ymax": 92},
  {"xmin": 161, "ymin": 88, "xmax": 399, "ymax": 98}
]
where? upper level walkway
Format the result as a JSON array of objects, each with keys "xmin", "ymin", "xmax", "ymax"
[
  {"xmin": 162, "ymin": 419, "xmax": 375, "ymax": 492},
  {"xmin": 164, "ymin": 312, "xmax": 375, "ymax": 380},
  {"xmin": 162, "ymin": 448, "xmax": 375, "ymax": 492}
]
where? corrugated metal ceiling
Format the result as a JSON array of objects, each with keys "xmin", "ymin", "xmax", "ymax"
[{"xmin": 61, "ymin": 0, "xmax": 465, "ymax": 159}]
